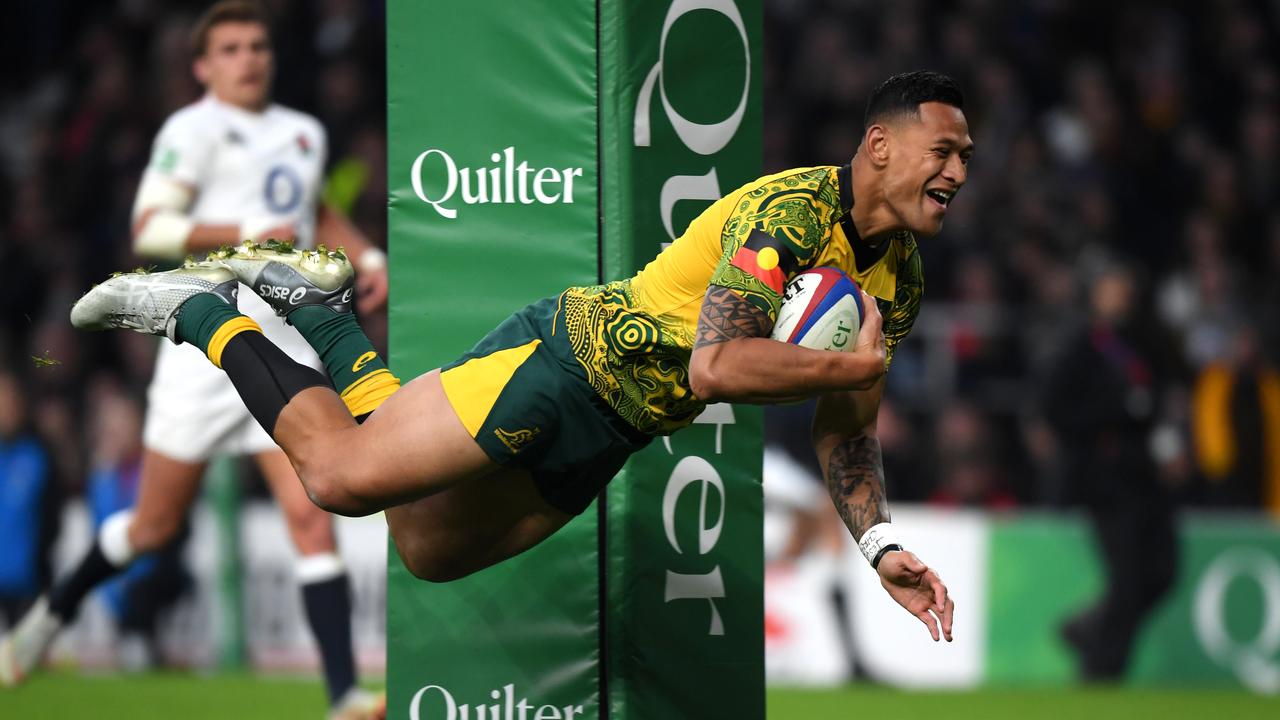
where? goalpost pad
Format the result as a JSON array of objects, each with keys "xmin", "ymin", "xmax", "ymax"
[{"xmin": 388, "ymin": 1, "xmax": 762, "ymax": 717}]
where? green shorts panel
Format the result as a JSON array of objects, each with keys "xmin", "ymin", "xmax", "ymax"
[{"xmin": 441, "ymin": 294, "xmax": 651, "ymax": 514}]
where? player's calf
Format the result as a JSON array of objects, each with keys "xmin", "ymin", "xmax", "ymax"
[{"xmin": 270, "ymin": 393, "xmax": 385, "ymax": 517}]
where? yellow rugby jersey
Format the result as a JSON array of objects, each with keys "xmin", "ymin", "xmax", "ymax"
[{"xmin": 559, "ymin": 164, "xmax": 923, "ymax": 435}]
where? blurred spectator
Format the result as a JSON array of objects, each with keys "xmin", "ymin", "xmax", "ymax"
[
  {"xmin": 0, "ymin": 370, "xmax": 59, "ymax": 627},
  {"xmin": 1190, "ymin": 324, "xmax": 1280, "ymax": 513},
  {"xmin": 1038, "ymin": 263, "xmax": 1180, "ymax": 681},
  {"xmin": 757, "ymin": 1, "xmax": 1276, "ymax": 513},
  {"xmin": 928, "ymin": 401, "xmax": 1016, "ymax": 509}
]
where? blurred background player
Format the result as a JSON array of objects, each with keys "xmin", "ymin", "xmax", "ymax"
[
  {"xmin": 0, "ymin": 3, "xmax": 387, "ymax": 717},
  {"xmin": 84, "ymin": 379, "xmax": 190, "ymax": 671}
]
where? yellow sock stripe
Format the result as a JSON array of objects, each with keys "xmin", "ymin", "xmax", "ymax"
[
  {"xmin": 207, "ymin": 317, "xmax": 263, "ymax": 368},
  {"xmin": 340, "ymin": 368, "xmax": 401, "ymax": 417},
  {"xmin": 339, "ymin": 367, "xmax": 391, "ymax": 397}
]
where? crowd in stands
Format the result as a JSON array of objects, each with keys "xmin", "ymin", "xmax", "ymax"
[
  {"xmin": 764, "ymin": 0, "xmax": 1280, "ymax": 514},
  {"xmin": 2, "ymin": 2, "xmax": 1279, "ymax": 625}
]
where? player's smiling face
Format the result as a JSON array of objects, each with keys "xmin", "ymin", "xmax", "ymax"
[
  {"xmin": 196, "ymin": 21, "xmax": 274, "ymax": 111},
  {"xmin": 884, "ymin": 102, "xmax": 973, "ymax": 237}
]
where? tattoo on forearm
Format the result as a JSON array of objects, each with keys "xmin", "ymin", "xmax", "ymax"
[
  {"xmin": 825, "ymin": 435, "xmax": 889, "ymax": 540},
  {"xmin": 694, "ymin": 285, "xmax": 772, "ymax": 348}
]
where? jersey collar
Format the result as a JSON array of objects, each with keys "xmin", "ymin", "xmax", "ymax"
[
  {"xmin": 837, "ymin": 164, "xmax": 892, "ymax": 273},
  {"xmin": 205, "ymin": 93, "xmax": 276, "ymax": 124}
]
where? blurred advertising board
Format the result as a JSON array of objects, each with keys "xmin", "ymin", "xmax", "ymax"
[
  {"xmin": 42, "ymin": 501, "xmax": 386, "ymax": 673},
  {"xmin": 763, "ymin": 503, "xmax": 1280, "ymax": 694}
]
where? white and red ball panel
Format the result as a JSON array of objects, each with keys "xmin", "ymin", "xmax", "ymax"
[{"xmin": 770, "ymin": 267, "xmax": 863, "ymax": 351}]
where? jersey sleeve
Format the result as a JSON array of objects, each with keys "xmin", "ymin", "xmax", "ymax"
[
  {"xmin": 707, "ymin": 168, "xmax": 842, "ymax": 322},
  {"xmin": 315, "ymin": 120, "xmax": 329, "ymax": 170},
  {"xmin": 145, "ymin": 112, "xmax": 215, "ymax": 187},
  {"xmin": 883, "ymin": 238, "xmax": 923, "ymax": 368}
]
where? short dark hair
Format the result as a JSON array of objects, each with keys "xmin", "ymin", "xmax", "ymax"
[
  {"xmin": 864, "ymin": 71, "xmax": 964, "ymax": 128},
  {"xmin": 190, "ymin": 0, "xmax": 271, "ymax": 57}
]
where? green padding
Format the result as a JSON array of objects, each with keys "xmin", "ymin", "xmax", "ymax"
[
  {"xmin": 386, "ymin": 529, "xmax": 600, "ymax": 715},
  {"xmin": 600, "ymin": 1, "xmax": 765, "ymax": 717},
  {"xmin": 606, "ymin": 413, "xmax": 765, "ymax": 719},
  {"xmin": 386, "ymin": 0, "xmax": 601, "ymax": 715}
]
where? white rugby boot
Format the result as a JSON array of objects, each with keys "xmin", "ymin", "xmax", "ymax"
[
  {"xmin": 70, "ymin": 264, "xmax": 239, "ymax": 341},
  {"xmin": 0, "ymin": 597, "xmax": 62, "ymax": 687},
  {"xmin": 204, "ymin": 240, "xmax": 355, "ymax": 318}
]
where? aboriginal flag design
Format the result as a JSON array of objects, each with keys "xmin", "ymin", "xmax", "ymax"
[{"xmin": 729, "ymin": 229, "xmax": 799, "ymax": 294}]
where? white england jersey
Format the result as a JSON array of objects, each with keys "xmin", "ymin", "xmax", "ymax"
[{"xmin": 140, "ymin": 94, "xmax": 328, "ymax": 461}]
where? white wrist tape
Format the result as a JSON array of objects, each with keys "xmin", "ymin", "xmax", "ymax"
[
  {"xmin": 357, "ymin": 247, "xmax": 386, "ymax": 272},
  {"xmin": 858, "ymin": 522, "xmax": 903, "ymax": 567},
  {"xmin": 132, "ymin": 174, "xmax": 194, "ymax": 260},
  {"xmin": 134, "ymin": 211, "xmax": 195, "ymax": 260}
]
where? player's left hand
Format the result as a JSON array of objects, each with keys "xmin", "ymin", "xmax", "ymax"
[
  {"xmin": 876, "ymin": 550, "xmax": 954, "ymax": 642},
  {"xmin": 357, "ymin": 267, "xmax": 389, "ymax": 314}
]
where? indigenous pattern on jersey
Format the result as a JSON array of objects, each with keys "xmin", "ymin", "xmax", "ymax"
[{"xmin": 561, "ymin": 165, "xmax": 924, "ymax": 436}]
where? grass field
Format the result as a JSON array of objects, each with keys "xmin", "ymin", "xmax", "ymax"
[{"xmin": 1, "ymin": 673, "xmax": 1275, "ymax": 719}]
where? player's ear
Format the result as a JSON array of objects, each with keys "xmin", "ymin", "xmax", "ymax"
[
  {"xmin": 193, "ymin": 57, "xmax": 210, "ymax": 85},
  {"xmin": 865, "ymin": 124, "xmax": 890, "ymax": 169}
]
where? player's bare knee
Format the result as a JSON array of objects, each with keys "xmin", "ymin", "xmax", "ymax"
[
  {"xmin": 301, "ymin": 473, "xmax": 357, "ymax": 516},
  {"xmin": 296, "ymin": 460, "xmax": 374, "ymax": 517},
  {"xmin": 289, "ymin": 445, "xmax": 343, "ymax": 507}
]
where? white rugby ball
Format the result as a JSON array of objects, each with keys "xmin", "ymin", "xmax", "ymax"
[{"xmin": 770, "ymin": 268, "xmax": 863, "ymax": 351}]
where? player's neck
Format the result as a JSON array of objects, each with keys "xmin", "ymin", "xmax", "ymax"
[
  {"xmin": 847, "ymin": 159, "xmax": 901, "ymax": 248},
  {"xmin": 208, "ymin": 91, "xmax": 271, "ymax": 115}
]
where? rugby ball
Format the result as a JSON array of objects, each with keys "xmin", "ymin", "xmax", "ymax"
[{"xmin": 770, "ymin": 268, "xmax": 863, "ymax": 351}]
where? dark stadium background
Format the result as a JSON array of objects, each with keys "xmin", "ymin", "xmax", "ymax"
[{"xmin": 1, "ymin": 1, "xmax": 1278, "ymax": 718}]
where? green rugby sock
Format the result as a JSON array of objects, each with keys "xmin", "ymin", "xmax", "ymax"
[
  {"xmin": 287, "ymin": 305, "xmax": 400, "ymax": 418},
  {"xmin": 175, "ymin": 292, "xmax": 256, "ymax": 365}
]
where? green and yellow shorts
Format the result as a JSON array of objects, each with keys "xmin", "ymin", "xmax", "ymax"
[{"xmin": 439, "ymin": 294, "xmax": 652, "ymax": 515}]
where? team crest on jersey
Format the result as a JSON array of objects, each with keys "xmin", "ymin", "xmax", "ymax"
[{"xmin": 296, "ymin": 134, "xmax": 312, "ymax": 156}]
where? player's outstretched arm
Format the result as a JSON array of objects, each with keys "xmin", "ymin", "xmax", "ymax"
[
  {"xmin": 130, "ymin": 174, "xmax": 297, "ymax": 259},
  {"xmin": 688, "ymin": 284, "xmax": 886, "ymax": 403},
  {"xmin": 812, "ymin": 384, "xmax": 954, "ymax": 642}
]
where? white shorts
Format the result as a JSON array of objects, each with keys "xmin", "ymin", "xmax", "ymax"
[{"xmin": 143, "ymin": 293, "xmax": 323, "ymax": 463}]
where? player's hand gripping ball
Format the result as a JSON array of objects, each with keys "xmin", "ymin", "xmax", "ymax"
[{"xmin": 770, "ymin": 268, "xmax": 864, "ymax": 351}]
